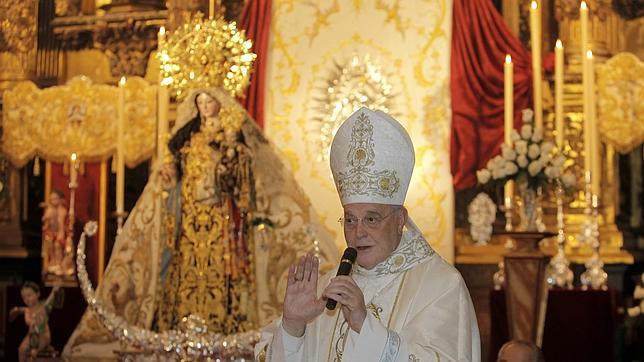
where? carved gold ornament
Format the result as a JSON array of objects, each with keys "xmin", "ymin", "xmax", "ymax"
[
  {"xmin": 596, "ymin": 52, "xmax": 644, "ymax": 154},
  {"xmin": 2, "ymin": 76, "xmax": 156, "ymax": 167},
  {"xmin": 312, "ymin": 54, "xmax": 396, "ymax": 161},
  {"xmin": 158, "ymin": 13, "xmax": 256, "ymax": 101}
]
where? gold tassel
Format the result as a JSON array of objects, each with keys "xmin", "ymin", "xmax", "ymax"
[
  {"xmin": 111, "ymin": 157, "xmax": 116, "ymax": 173},
  {"xmin": 33, "ymin": 156, "xmax": 40, "ymax": 176}
]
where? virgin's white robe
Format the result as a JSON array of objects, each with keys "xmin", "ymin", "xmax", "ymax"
[{"xmin": 255, "ymin": 220, "xmax": 480, "ymax": 362}]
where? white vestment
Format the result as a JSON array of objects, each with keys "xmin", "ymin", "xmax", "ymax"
[{"xmin": 255, "ymin": 220, "xmax": 481, "ymax": 362}]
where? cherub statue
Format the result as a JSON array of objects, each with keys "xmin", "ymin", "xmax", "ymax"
[
  {"xmin": 42, "ymin": 190, "xmax": 69, "ymax": 275},
  {"xmin": 9, "ymin": 281, "xmax": 62, "ymax": 361}
]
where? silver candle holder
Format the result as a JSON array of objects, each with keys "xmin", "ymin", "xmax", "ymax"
[
  {"xmin": 579, "ymin": 173, "xmax": 607, "ymax": 290},
  {"xmin": 547, "ymin": 184, "xmax": 573, "ymax": 289}
]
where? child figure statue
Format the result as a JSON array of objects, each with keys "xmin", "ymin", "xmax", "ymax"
[
  {"xmin": 9, "ymin": 281, "xmax": 61, "ymax": 361},
  {"xmin": 41, "ymin": 190, "xmax": 69, "ymax": 276}
]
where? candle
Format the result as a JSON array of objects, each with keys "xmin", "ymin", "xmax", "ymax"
[
  {"xmin": 587, "ymin": 50, "xmax": 600, "ymax": 196},
  {"xmin": 580, "ymin": 2, "xmax": 591, "ymax": 180},
  {"xmin": 504, "ymin": 54, "xmax": 514, "ymax": 145},
  {"xmin": 70, "ymin": 153, "xmax": 78, "ymax": 187},
  {"xmin": 158, "ymin": 26, "xmax": 165, "ymax": 43},
  {"xmin": 209, "ymin": 0, "xmax": 215, "ymax": 19},
  {"xmin": 504, "ymin": 54, "xmax": 514, "ymax": 211},
  {"xmin": 158, "ymin": 79, "xmax": 170, "ymax": 161},
  {"xmin": 555, "ymin": 39, "xmax": 564, "ymax": 149},
  {"xmin": 117, "ymin": 76, "xmax": 126, "ymax": 215},
  {"xmin": 580, "ymin": 2, "xmax": 589, "ymax": 65},
  {"xmin": 530, "ymin": 1, "xmax": 543, "ymax": 131}
]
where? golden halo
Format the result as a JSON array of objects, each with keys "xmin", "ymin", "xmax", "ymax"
[{"xmin": 158, "ymin": 13, "xmax": 256, "ymax": 100}]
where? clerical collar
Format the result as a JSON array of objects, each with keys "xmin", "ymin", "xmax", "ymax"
[{"xmin": 354, "ymin": 220, "xmax": 435, "ymax": 277}]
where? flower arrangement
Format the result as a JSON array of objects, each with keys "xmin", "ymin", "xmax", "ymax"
[{"xmin": 476, "ymin": 109, "xmax": 576, "ymax": 191}]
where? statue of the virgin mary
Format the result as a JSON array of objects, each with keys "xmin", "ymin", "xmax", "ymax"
[{"xmin": 62, "ymin": 87, "xmax": 338, "ymax": 358}]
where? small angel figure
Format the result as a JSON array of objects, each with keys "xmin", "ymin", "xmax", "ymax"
[{"xmin": 10, "ymin": 281, "xmax": 62, "ymax": 361}]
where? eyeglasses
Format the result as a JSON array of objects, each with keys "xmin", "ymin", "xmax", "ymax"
[{"xmin": 338, "ymin": 208, "xmax": 400, "ymax": 230}]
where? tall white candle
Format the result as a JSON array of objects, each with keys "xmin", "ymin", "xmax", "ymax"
[
  {"xmin": 580, "ymin": 2, "xmax": 591, "ymax": 179},
  {"xmin": 530, "ymin": 1, "xmax": 543, "ymax": 131},
  {"xmin": 504, "ymin": 54, "xmax": 514, "ymax": 210},
  {"xmin": 555, "ymin": 39, "xmax": 564, "ymax": 149},
  {"xmin": 504, "ymin": 55, "xmax": 514, "ymax": 145},
  {"xmin": 587, "ymin": 51, "xmax": 600, "ymax": 196},
  {"xmin": 117, "ymin": 76, "xmax": 126, "ymax": 215},
  {"xmin": 158, "ymin": 79, "xmax": 169, "ymax": 161},
  {"xmin": 70, "ymin": 153, "xmax": 78, "ymax": 187}
]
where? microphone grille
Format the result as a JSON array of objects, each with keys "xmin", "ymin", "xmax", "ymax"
[{"xmin": 343, "ymin": 247, "xmax": 357, "ymax": 262}]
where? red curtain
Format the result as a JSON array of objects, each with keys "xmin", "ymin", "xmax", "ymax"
[
  {"xmin": 51, "ymin": 162, "xmax": 101, "ymax": 285},
  {"xmin": 239, "ymin": 0, "xmax": 272, "ymax": 129},
  {"xmin": 450, "ymin": 0, "xmax": 533, "ymax": 191}
]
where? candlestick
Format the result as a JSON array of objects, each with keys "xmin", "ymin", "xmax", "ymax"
[
  {"xmin": 555, "ymin": 39, "xmax": 564, "ymax": 149},
  {"xmin": 530, "ymin": 1, "xmax": 543, "ymax": 131}
]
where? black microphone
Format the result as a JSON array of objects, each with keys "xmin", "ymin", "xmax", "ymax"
[{"xmin": 326, "ymin": 247, "xmax": 358, "ymax": 310}]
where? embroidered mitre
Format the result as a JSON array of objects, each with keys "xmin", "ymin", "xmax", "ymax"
[{"xmin": 330, "ymin": 107, "xmax": 414, "ymax": 206}]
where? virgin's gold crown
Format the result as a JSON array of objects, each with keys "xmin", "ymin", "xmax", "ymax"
[{"xmin": 158, "ymin": 13, "xmax": 256, "ymax": 100}]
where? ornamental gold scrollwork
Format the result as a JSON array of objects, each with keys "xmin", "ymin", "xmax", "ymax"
[
  {"xmin": 1, "ymin": 76, "xmax": 156, "ymax": 167},
  {"xmin": 596, "ymin": 52, "xmax": 644, "ymax": 154},
  {"xmin": 0, "ymin": 0, "xmax": 37, "ymax": 78},
  {"xmin": 0, "ymin": 0, "xmax": 37, "ymax": 54}
]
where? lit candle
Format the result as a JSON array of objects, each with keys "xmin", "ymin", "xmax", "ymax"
[
  {"xmin": 587, "ymin": 50, "xmax": 600, "ymax": 196},
  {"xmin": 504, "ymin": 54, "xmax": 514, "ymax": 145},
  {"xmin": 70, "ymin": 153, "xmax": 78, "ymax": 187},
  {"xmin": 580, "ymin": 2, "xmax": 591, "ymax": 180},
  {"xmin": 117, "ymin": 76, "xmax": 126, "ymax": 215},
  {"xmin": 158, "ymin": 26, "xmax": 165, "ymax": 44},
  {"xmin": 555, "ymin": 39, "xmax": 564, "ymax": 149},
  {"xmin": 504, "ymin": 54, "xmax": 514, "ymax": 211},
  {"xmin": 580, "ymin": 2, "xmax": 589, "ymax": 66},
  {"xmin": 158, "ymin": 78, "xmax": 170, "ymax": 161},
  {"xmin": 530, "ymin": 1, "xmax": 543, "ymax": 131}
]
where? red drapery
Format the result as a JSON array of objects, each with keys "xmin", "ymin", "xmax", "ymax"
[
  {"xmin": 51, "ymin": 162, "xmax": 101, "ymax": 285},
  {"xmin": 450, "ymin": 0, "xmax": 533, "ymax": 191},
  {"xmin": 239, "ymin": 0, "xmax": 272, "ymax": 129}
]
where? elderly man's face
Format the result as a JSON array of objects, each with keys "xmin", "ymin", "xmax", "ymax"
[{"xmin": 342, "ymin": 203, "xmax": 406, "ymax": 269}]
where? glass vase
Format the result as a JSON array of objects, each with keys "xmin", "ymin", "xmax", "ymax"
[{"xmin": 515, "ymin": 181, "xmax": 546, "ymax": 232}]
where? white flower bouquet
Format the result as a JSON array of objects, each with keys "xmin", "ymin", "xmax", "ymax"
[{"xmin": 476, "ymin": 109, "xmax": 576, "ymax": 191}]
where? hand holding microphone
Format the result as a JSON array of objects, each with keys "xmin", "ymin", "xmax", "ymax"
[
  {"xmin": 323, "ymin": 247, "xmax": 367, "ymax": 333},
  {"xmin": 326, "ymin": 247, "xmax": 357, "ymax": 310}
]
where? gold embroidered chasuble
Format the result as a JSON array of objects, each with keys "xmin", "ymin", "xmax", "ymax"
[{"xmin": 256, "ymin": 220, "xmax": 481, "ymax": 362}]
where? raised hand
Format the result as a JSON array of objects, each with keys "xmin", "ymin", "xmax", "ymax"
[
  {"xmin": 323, "ymin": 276, "xmax": 366, "ymax": 333},
  {"xmin": 282, "ymin": 253, "xmax": 325, "ymax": 337}
]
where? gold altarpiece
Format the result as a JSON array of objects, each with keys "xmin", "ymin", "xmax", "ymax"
[
  {"xmin": 457, "ymin": 0, "xmax": 638, "ymax": 265},
  {"xmin": 2, "ymin": 76, "xmax": 158, "ymax": 280}
]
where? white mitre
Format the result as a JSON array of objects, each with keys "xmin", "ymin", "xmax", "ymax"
[{"xmin": 330, "ymin": 107, "xmax": 415, "ymax": 206}]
